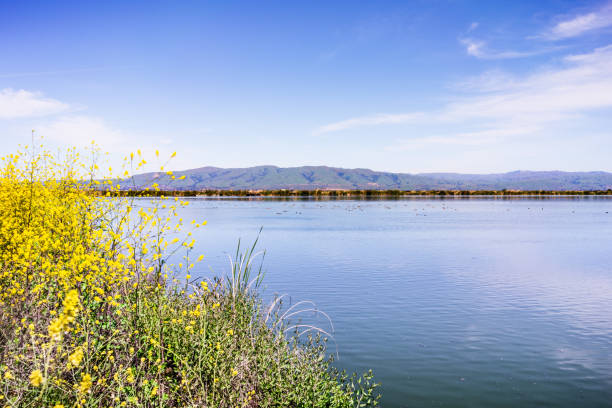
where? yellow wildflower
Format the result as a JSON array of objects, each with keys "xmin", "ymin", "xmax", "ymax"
[
  {"xmin": 78, "ymin": 373, "xmax": 92, "ymax": 394},
  {"xmin": 29, "ymin": 369, "xmax": 43, "ymax": 387},
  {"xmin": 68, "ymin": 346, "xmax": 84, "ymax": 367}
]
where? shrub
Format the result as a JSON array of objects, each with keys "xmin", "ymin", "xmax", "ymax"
[{"xmin": 0, "ymin": 142, "xmax": 379, "ymax": 407}]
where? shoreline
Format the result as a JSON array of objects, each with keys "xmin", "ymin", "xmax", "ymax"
[{"xmin": 96, "ymin": 189, "xmax": 612, "ymax": 198}]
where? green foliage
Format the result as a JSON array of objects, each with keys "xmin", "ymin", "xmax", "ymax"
[
  {"xmin": 123, "ymin": 272, "xmax": 381, "ymax": 407},
  {"xmin": 0, "ymin": 143, "xmax": 380, "ymax": 407}
]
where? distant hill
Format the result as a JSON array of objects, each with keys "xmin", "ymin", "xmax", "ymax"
[{"xmin": 115, "ymin": 166, "xmax": 612, "ymax": 191}]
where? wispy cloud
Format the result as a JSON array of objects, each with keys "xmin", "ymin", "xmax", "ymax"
[
  {"xmin": 0, "ymin": 89, "xmax": 70, "ymax": 119},
  {"xmin": 315, "ymin": 45, "xmax": 612, "ymax": 142},
  {"xmin": 461, "ymin": 38, "xmax": 485, "ymax": 57},
  {"xmin": 546, "ymin": 2, "xmax": 612, "ymax": 39},
  {"xmin": 314, "ymin": 112, "xmax": 424, "ymax": 135},
  {"xmin": 36, "ymin": 115, "xmax": 125, "ymax": 148},
  {"xmin": 387, "ymin": 125, "xmax": 539, "ymax": 151},
  {"xmin": 445, "ymin": 45, "xmax": 612, "ymax": 120},
  {"xmin": 453, "ymin": 70, "xmax": 521, "ymax": 93},
  {"xmin": 459, "ymin": 38, "xmax": 556, "ymax": 60}
]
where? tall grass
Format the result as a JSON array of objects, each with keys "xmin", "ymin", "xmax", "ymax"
[{"xmin": 227, "ymin": 228, "xmax": 266, "ymax": 300}]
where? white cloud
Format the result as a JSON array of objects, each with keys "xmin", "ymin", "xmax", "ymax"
[
  {"xmin": 315, "ymin": 45, "xmax": 612, "ymax": 142},
  {"xmin": 0, "ymin": 89, "xmax": 69, "ymax": 119},
  {"xmin": 32, "ymin": 117, "xmax": 195, "ymax": 169},
  {"xmin": 461, "ymin": 38, "xmax": 485, "ymax": 57},
  {"xmin": 0, "ymin": 90, "xmax": 174, "ymax": 170},
  {"xmin": 445, "ymin": 45, "xmax": 612, "ymax": 120},
  {"xmin": 453, "ymin": 70, "xmax": 521, "ymax": 93},
  {"xmin": 459, "ymin": 38, "xmax": 554, "ymax": 60},
  {"xmin": 386, "ymin": 125, "xmax": 540, "ymax": 151},
  {"xmin": 314, "ymin": 112, "xmax": 424, "ymax": 135},
  {"xmin": 547, "ymin": 3, "xmax": 612, "ymax": 39},
  {"xmin": 468, "ymin": 22, "xmax": 479, "ymax": 32},
  {"xmin": 36, "ymin": 115, "xmax": 125, "ymax": 148}
]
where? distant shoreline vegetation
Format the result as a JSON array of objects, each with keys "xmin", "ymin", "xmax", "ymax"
[{"xmin": 97, "ymin": 189, "xmax": 612, "ymax": 197}]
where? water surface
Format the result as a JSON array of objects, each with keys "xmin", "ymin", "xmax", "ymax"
[{"xmin": 176, "ymin": 197, "xmax": 612, "ymax": 407}]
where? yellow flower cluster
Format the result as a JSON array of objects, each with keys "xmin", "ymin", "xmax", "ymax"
[
  {"xmin": 29, "ymin": 370, "xmax": 43, "ymax": 387},
  {"xmin": 78, "ymin": 373, "xmax": 92, "ymax": 394},
  {"xmin": 0, "ymin": 142, "xmax": 210, "ymax": 406},
  {"xmin": 48, "ymin": 289, "xmax": 80, "ymax": 342},
  {"xmin": 67, "ymin": 346, "xmax": 84, "ymax": 368}
]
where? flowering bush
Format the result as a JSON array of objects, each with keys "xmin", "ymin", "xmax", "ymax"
[{"xmin": 0, "ymin": 142, "xmax": 378, "ymax": 407}]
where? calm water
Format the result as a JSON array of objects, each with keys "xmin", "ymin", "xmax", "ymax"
[{"xmin": 174, "ymin": 197, "xmax": 612, "ymax": 407}]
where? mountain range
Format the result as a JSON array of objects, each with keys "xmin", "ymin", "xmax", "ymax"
[{"xmin": 113, "ymin": 165, "xmax": 612, "ymax": 191}]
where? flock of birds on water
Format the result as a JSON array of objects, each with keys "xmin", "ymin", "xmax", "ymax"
[{"xmin": 188, "ymin": 199, "xmax": 611, "ymax": 217}]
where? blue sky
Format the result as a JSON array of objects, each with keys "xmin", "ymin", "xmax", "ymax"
[{"xmin": 1, "ymin": 0, "xmax": 612, "ymax": 173}]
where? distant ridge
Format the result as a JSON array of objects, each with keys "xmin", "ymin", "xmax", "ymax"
[{"xmin": 116, "ymin": 165, "xmax": 612, "ymax": 191}]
